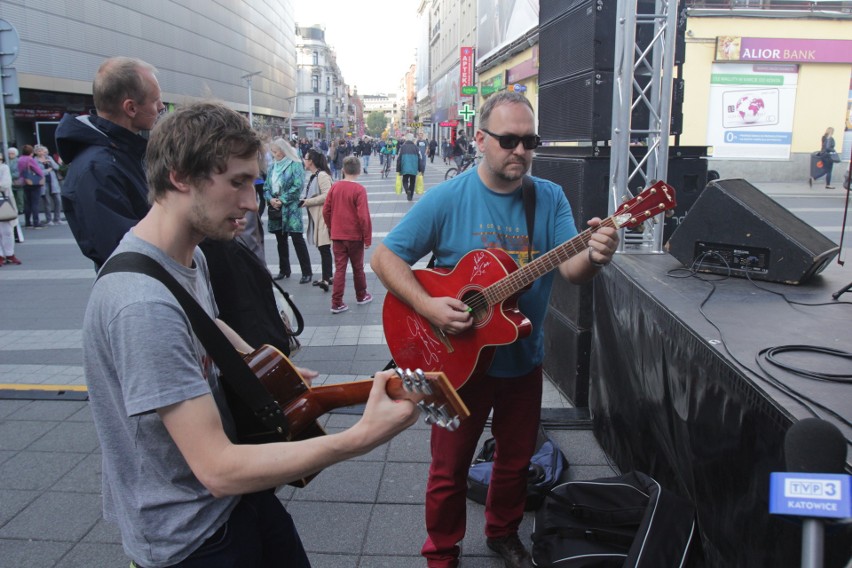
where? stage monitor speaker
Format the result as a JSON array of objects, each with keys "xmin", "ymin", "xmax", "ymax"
[{"xmin": 666, "ymin": 179, "xmax": 840, "ymax": 285}]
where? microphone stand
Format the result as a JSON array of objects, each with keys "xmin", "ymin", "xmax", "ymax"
[
  {"xmin": 832, "ymin": 281, "xmax": 851, "ymax": 300},
  {"xmin": 801, "ymin": 518, "xmax": 824, "ymax": 568}
]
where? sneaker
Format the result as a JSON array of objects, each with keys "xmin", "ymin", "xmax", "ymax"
[
  {"xmin": 486, "ymin": 534, "xmax": 532, "ymax": 568},
  {"xmin": 330, "ymin": 304, "xmax": 349, "ymax": 314},
  {"xmin": 356, "ymin": 293, "xmax": 373, "ymax": 305},
  {"xmin": 5, "ymin": 255, "xmax": 21, "ymax": 265}
]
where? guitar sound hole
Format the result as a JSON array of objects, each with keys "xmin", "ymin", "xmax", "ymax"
[{"xmin": 461, "ymin": 290, "xmax": 486, "ymax": 322}]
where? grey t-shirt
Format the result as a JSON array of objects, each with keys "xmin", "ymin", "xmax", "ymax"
[{"xmin": 84, "ymin": 232, "xmax": 238, "ymax": 567}]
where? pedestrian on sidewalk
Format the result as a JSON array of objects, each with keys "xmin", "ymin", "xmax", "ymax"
[
  {"xmin": 810, "ymin": 126, "xmax": 838, "ymax": 189},
  {"xmin": 56, "ymin": 56, "xmax": 164, "ymax": 269},
  {"xmin": 35, "ymin": 145, "xmax": 63, "ymax": 226},
  {"xmin": 84, "ymin": 101, "xmax": 419, "ymax": 568},
  {"xmin": 301, "ymin": 148, "xmax": 334, "ymax": 291},
  {"xmin": 397, "ymin": 133, "xmax": 424, "ymax": 201},
  {"xmin": 265, "ymin": 138, "xmax": 313, "ymax": 283},
  {"xmin": 371, "ymin": 91, "xmax": 619, "ymax": 568},
  {"xmin": 17, "ymin": 145, "xmax": 45, "ymax": 229},
  {"xmin": 323, "ymin": 155, "xmax": 373, "ymax": 314},
  {"xmin": 0, "ymin": 152, "xmax": 22, "ymax": 266}
]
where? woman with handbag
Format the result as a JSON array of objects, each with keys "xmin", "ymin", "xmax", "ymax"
[
  {"xmin": 17, "ymin": 145, "xmax": 45, "ymax": 229},
  {"xmin": 300, "ymin": 148, "xmax": 334, "ymax": 291},
  {"xmin": 810, "ymin": 126, "xmax": 838, "ymax": 189},
  {"xmin": 264, "ymin": 138, "xmax": 313, "ymax": 283},
  {"xmin": 0, "ymin": 153, "xmax": 22, "ymax": 265}
]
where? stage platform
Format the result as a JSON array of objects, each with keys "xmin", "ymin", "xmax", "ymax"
[{"xmin": 588, "ymin": 253, "xmax": 850, "ymax": 567}]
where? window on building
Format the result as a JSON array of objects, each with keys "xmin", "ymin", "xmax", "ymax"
[
  {"xmin": 326, "ymin": 77, "xmax": 331, "ymax": 92},
  {"xmin": 314, "ymin": 99, "xmax": 320, "ymax": 117},
  {"xmin": 325, "ymin": 100, "xmax": 330, "ymax": 113},
  {"xmin": 312, "ymin": 51, "xmax": 319, "ymax": 65},
  {"xmin": 312, "ymin": 75, "xmax": 319, "ymax": 93}
]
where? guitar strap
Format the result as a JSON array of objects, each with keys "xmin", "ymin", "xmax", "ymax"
[
  {"xmin": 426, "ymin": 174, "xmax": 537, "ymax": 269},
  {"xmin": 521, "ymin": 175, "xmax": 536, "ymax": 262},
  {"xmin": 97, "ymin": 252, "xmax": 291, "ymax": 439}
]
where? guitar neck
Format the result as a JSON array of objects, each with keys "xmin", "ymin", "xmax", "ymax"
[
  {"xmin": 482, "ymin": 216, "xmax": 618, "ymax": 305},
  {"xmin": 290, "ymin": 372, "xmax": 469, "ymax": 433}
]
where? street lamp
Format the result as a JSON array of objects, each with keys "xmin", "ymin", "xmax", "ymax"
[
  {"xmin": 241, "ymin": 71, "xmax": 261, "ymax": 126},
  {"xmin": 285, "ymin": 95, "xmax": 297, "ymax": 140}
]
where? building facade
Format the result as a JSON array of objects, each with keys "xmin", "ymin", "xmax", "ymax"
[
  {"xmin": 0, "ymin": 0, "xmax": 297, "ymax": 149},
  {"xmin": 292, "ymin": 24, "xmax": 350, "ymax": 141}
]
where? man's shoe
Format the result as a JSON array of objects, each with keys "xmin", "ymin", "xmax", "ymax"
[
  {"xmin": 826, "ymin": 185, "xmax": 835, "ymax": 189},
  {"xmin": 486, "ymin": 534, "xmax": 532, "ymax": 568},
  {"xmin": 356, "ymin": 293, "xmax": 373, "ymax": 305},
  {"xmin": 330, "ymin": 304, "xmax": 349, "ymax": 314},
  {"xmin": 318, "ymin": 280, "xmax": 329, "ymax": 292},
  {"xmin": 5, "ymin": 255, "xmax": 21, "ymax": 265},
  {"xmin": 299, "ymin": 275, "xmax": 313, "ymax": 284},
  {"xmin": 273, "ymin": 273, "xmax": 289, "ymax": 281}
]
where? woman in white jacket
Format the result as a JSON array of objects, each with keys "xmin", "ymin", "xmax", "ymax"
[{"xmin": 0, "ymin": 153, "xmax": 21, "ymax": 265}]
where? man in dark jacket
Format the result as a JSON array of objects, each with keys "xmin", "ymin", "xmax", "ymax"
[{"xmin": 56, "ymin": 56, "xmax": 165, "ymax": 268}]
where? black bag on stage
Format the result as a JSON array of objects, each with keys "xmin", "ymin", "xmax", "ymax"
[
  {"xmin": 467, "ymin": 426, "xmax": 568, "ymax": 511},
  {"xmin": 531, "ymin": 471, "xmax": 696, "ymax": 567}
]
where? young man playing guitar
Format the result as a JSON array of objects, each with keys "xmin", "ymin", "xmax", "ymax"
[
  {"xmin": 371, "ymin": 91, "xmax": 619, "ymax": 568},
  {"xmin": 84, "ymin": 101, "xmax": 420, "ymax": 568}
]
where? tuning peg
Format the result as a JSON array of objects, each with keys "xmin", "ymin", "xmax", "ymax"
[{"xmin": 413, "ymin": 369, "xmax": 433, "ymax": 395}]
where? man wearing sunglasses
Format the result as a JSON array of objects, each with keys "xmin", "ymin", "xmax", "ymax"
[{"xmin": 372, "ymin": 91, "xmax": 619, "ymax": 568}]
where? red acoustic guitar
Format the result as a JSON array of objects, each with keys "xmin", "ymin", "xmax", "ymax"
[
  {"xmin": 230, "ymin": 344, "xmax": 471, "ymax": 486},
  {"xmin": 382, "ymin": 181, "xmax": 677, "ymax": 389}
]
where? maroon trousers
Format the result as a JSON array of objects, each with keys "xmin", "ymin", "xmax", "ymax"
[
  {"xmin": 421, "ymin": 366, "xmax": 543, "ymax": 567},
  {"xmin": 331, "ymin": 240, "xmax": 368, "ymax": 307}
]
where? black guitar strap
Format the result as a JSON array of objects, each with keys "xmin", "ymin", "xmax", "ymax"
[
  {"xmin": 97, "ymin": 252, "xmax": 291, "ymax": 439},
  {"xmin": 521, "ymin": 175, "xmax": 536, "ymax": 263}
]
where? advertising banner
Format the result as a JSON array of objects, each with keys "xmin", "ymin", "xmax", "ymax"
[
  {"xmin": 707, "ymin": 63, "xmax": 799, "ymax": 160},
  {"xmin": 460, "ymin": 47, "xmax": 475, "ymax": 97},
  {"xmin": 716, "ymin": 37, "xmax": 852, "ymax": 64}
]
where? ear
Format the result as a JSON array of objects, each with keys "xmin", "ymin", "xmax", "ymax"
[
  {"xmin": 168, "ymin": 170, "xmax": 192, "ymax": 194},
  {"xmin": 474, "ymin": 130, "xmax": 486, "ymax": 151},
  {"xmin": 121, "ymin": 98, "xmax": 137, "ymax": 118}
]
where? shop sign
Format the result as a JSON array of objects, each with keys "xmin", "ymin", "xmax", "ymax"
[{"xmin": 716, "ymin": 37, "xmax": 852, "ymax": 64}]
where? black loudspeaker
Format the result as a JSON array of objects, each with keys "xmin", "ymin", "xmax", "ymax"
[
  {"xmin": 543, "ymin": 311, "xmax": 592, "ymax": 407},
  {"xmin": 667, "ymin": 179, "xmax": 840, "ymax": 285},
  {"xmin": 532, "ymin": 146, "xmax": 708, "ymax": 244},
  {"xmin": 539, "ymin": 71, "xmax": 652, "ymax": 143}
]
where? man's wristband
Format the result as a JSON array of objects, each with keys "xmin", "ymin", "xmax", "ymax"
[{"xmin": 588, "ymin": 247, "xmax": 607, "ymax": 269}]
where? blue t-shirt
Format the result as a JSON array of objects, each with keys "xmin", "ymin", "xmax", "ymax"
[{"xmin": 382, "ymin": 167, "xmax": 578, "ymax": 377}]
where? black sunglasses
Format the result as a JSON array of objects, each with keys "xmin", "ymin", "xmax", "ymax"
[{"xmin": 481, "ymin": 128, "xmax": 541, "ymax": 150}]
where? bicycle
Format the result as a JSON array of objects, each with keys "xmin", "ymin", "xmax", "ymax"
[
  {"xmin": 381, "ymin": 153, "xmax": 395, "ymax": 179},
  {"xmin": 445, "ymin": 154, "xmax": 479, "ymax": 180}
]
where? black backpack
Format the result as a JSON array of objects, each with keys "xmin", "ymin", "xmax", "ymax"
[
  {"xmin": 467, "ymin": 427, "xmax": 568, "ymax": 511},
  {"xmin": 531, "ymin": 471, "xmax": 696, "ymax": 567}
]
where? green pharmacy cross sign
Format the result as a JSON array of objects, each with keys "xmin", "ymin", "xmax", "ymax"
[{"xmin": 459, "ymin": 103, "xmax": 475, "ymax": 122}]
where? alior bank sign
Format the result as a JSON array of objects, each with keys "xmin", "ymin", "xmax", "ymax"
[{"xmin": 715, "ymin": 37, "xmax": 852, "ymax": 64}]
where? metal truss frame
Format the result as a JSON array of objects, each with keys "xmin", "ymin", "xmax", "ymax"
[{"xmin": 609, "ymin": 0, "xmax": 680, "ymax": 253}]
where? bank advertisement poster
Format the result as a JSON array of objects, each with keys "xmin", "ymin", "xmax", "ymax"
[{"xmin": 707, "ymin": 63, "xmax": 798, "ymax": 160}]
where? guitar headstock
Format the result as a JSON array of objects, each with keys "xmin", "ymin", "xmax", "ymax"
[
  {"xmin": 613, "ymin": 180, "xmax": 677, "ymax": 230},
  {"xmin": 394, "ymin": 368, "xmax": 471, "ymax": 431}
]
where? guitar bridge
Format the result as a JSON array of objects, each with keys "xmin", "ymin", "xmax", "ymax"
[{"xmin": 429, "ymin": 324, "xmax": 454, "ymax": 353}]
